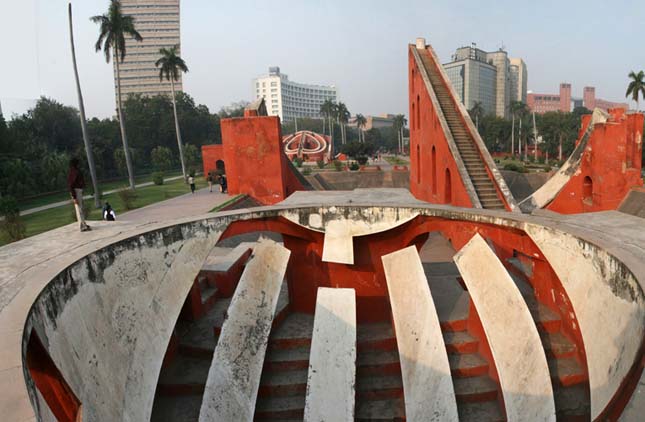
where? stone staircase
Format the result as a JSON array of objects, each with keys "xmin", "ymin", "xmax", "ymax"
[
  {"xmin": 505, "ymin": 258, "xmax": 591, "ymax": 420},
  {"xmin": 423, "ymin": 261, "xmax": 506, "ymax": 421},
  {"xmin": 417, "ymin": 50, "xmax": 506, "ymax": 210}
]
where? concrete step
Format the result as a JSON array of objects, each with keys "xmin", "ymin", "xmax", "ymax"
[
  {"xmin": 549, "ymin": 356, "xmax": 586, "ymax": 386},
  {"xmin": 255, "ymin": 395, "xmax": 305, "ymax": 420},
  {"xmin": 150, "ymin": 394, "xmax": 202, "ymax": 422},
  {"xmin": 357, "ymin": 349, "xmax": 401, "ymax": 376},
  {"xmin": 357, "ymin": 321, "xmax": 397, "ymax": 351},
  {"xmin": 457, "ymin": 400, "xmax": 505, "ymax": 422},
  {"xmin": 264, "ymin": 345, "xmax": 310, "ymax": 371},
  {"xmin": 453, "ymin": 375, "xmax": 499, "ymax": 403},
  {"xmin": 553, "ymin": 383, "xmax": 591, "ymax": 419},
  {"xmin": 449, "ymin": 352, "xmax": 489, "ymax": 377},
  {"xmin": 355, "ymin": 397, "xmax": 405, "ymax": 421},
  {"xmin": 356, "ymin": 374, "xmax": 403, "ymax": 400},
  {"xmin": 540, "ymin": 331, "xmax": 577, "ymax": 359},
  {"xmin": 259, "ymin": 369, "xmax": 308, "ymax": 397},
  {"xmin": 443, "ymin": 330, "xmax": 478, "ymax": 353},
  {"xmin": 156, "ymin": 356, "xmax": 211, "ymax": 396}
]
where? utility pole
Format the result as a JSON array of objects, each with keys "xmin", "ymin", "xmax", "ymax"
[{"xmin": 532, "ymin": 111, "xmax": 538, "ymax": 162}]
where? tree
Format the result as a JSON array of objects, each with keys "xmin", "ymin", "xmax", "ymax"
[
  {"xmin": 626, "ymin": 70, "xmax": 645, "ymax": 111},
  {"xmin": 509, "ymin": 101, "xmax": 528, "ymax": 157},
  {"xmin": 69, "ymin": 3, "xmax": 100, "ymax": 208},
  {"xmin": 393, "ymin": 114, "xmax": 407, "ymax": 153},
  {"xmin": 469, "ymin": 101, "xmax": 484, "ymax": 130},
  {"xmin": 336, "ymin": 102, "xmax": 350, "ymax": 145},
  {"xmin": 355, "ymin": 114, "xmax": 367, "ymax": 143},
  {"xmin": 182, "ymin": 144, "xmax": 200, "ymax": 171},
  {"xmin": 150, "ymin": 146, "xmax": 174, "ymax": 172},
  {"xmin": 91, "ymin": 0, "xmax": 143, "ymax": 189},
  {"xmin": 320, "ymin": 99, "xmax": 337, "ymax": 149},
  {"xmin": 156, "ymin": 44, "xmax": 189, "ymax": 181}
]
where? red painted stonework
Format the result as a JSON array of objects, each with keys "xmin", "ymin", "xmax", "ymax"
[
  {"xmin": 408, "ymin": 47, "xmax": 474, "ymax": 208},
  {"xmin": 547, "ymin": 109, "xmax": 643, "ymax": 214},
  {"xmin": 202, "ymin": 115, "xmax": 306, "ymax": 205}
]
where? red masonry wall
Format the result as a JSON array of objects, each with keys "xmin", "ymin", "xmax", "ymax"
[
  {"xmin": 547, "ymin": 109, "xmax": 643, "ymax": 213},
  {"xmin": 408, "ymin": 46, "xmax": 475, "ymax": 208},
  {"xmin": 220, "ymin": 115, "xmax": 290, "ymax": 205},
  {"xmin": 201, "ymin": 144, "xmax": 224, "ymax": 176}
]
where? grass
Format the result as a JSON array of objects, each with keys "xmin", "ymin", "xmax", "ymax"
[
  {"xmin": 383, "ymin": 155, "xmax": 409, "ymax": 165},
  {"xmin": 17, "ymin": 170, "xmax": 184, "ymax": 211},
  {"xmin": 210, "ymin": 194, "xmax": 245, "ymax": 213},
  {"xmin": 0, "ymin": 176, "xmax": 206, "ymax": 246}
]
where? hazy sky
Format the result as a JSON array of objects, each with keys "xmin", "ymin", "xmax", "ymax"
[{"xmin": 1, "ymin": 0, "xmax": 643, "ymax": 119}]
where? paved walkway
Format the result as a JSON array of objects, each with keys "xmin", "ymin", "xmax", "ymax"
[
  {"xmin": 119, "ymin": 187, "xmax": 231, "ymax": 223},
  {"xmin": 19, "ymin": 175, "xmax": 186, "ymax": 217}
]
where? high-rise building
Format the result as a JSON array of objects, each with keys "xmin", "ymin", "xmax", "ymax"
[
  {"xmin": 510, "ymin": 58, "xmax": 528, "ymax": 104},
  {"xmin": 253, "ymin": 67, "xmax": 337, "ymax": 122},
  {"xmin": 115, "ymin": 0, "xmax": 181, "ymax": 105},
  {"xmin": 443, "ymin": 45, "xmax": 527, "ymax": 119}
]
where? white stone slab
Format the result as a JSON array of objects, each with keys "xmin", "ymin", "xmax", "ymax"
[
  {"xmin": 526, "ymin": 226, "xmax": 645, "ymax": 419},
  {"xmin": 201, "ymin": 242, "xmax": 254, "ymax": 272},
  {"xmin": 304, "ymin": 288, "xmax": 356, "ymax": 422},
  {"xmin": 198, "ymin": 239, "xmax": 290, "ymax": 422},
  {"xmin": 454, "ymin": 234, "xmax": 555, "ymax": 422},
  {"xmin": 381, "ymin": 246, "xmax": 459, "ymax": 422}
]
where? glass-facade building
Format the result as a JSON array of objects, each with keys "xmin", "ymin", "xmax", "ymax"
[{"xmin": 444, "ymin": 59, "xmax": 497, "ymax": 117}]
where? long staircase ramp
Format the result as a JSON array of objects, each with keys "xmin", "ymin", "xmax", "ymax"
[
  {"xmin": 518, "ymin": 108, "xmax": 609, "ymax": 213},
  {"xmin": 411, "ymin": 41, "xmax": 518, "ymax": 211},
  {"xmin": 198, "ymin": 239, "xmax": 290, "ymax": 422}
]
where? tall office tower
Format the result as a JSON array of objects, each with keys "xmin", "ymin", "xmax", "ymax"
[
  {"xmin": 253, "ymin": 67, "xmax": 337, "ymax": 123},
  {"xmin": 510, "ymin": 58, "xmax": 528, "ymax": 103},
  {"xmin": 444, "ymin": 44, "xmax": 527, "ymax": 119},
  {"xmin": 115, "ymin": 0, "xmax": 181, "ymax": 105},
  {"xmin": 559, "ymin": 83, "xmax": 572, "ymax": 112}
]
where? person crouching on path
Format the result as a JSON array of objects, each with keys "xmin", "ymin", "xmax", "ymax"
[
  {"xmin": 188, "ymin": 174, "xmax": 196, "ymax": 194},
  {"xmin": 67, "ymin": 157, "xmax": 91, "ymax": 232}
]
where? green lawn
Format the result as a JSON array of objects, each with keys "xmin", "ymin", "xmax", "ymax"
[
  {"xmin": 383, "ymin": 155, "xmax": 409, "ymax": 165},
  {"xmin": 1, "ymin": 176, "xmax": 206, "ymax": 246},
  {"xmin": 17, "ymin": 170, "xmax": 184, "ymax": 211}
]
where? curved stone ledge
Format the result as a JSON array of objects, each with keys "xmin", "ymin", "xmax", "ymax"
[{"xmin": 1, "ymin": 196, "xmax": 644, "ymax": 421}]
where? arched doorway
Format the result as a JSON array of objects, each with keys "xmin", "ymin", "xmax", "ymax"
[
  {"xmin": 444, "ymin": 168, "xmax": 452, "ymax": 204},
  {"xmin": 215, "ymin": 159, "xmax": 226, "ymax": 175},
  {"xmin": 583, "ymin": 176, "xmax": 593, "ymax": 204}
]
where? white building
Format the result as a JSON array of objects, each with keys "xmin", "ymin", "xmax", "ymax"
[{"xmin": 253, "ymin": 67, "xmax": 337, "ymax": 122}]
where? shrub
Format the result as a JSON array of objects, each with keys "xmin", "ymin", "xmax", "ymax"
[
  {"xmin": 316, "ymin": 159, "xmax": 325, "ymax": 169},
  {"xmin": 293, "ymin": 157, "xmax": 303, "ymax": 168},
  {"xmin": 118, "ymin": 187, "xmax": 138, "ymax": 210},
  {"xmin": 303, "ymin": 167, "xmax": 312, "ymax": 176},
  {"xmin": 544, "ymin": 165, "xmax": 552, "ymax": 172},
  {"xmin": 151, "ymin": 146, "xmax": 174, "ymax": 172},
  {"xmin": 357, "ymin": 156, "xmax": 369, "ymax": 165},
  {"xmin": 0, "ymin": 196, "xmax": 26, "ymax": 242},
  {"xmin": 537, "ymin": 156, "xmax": 546, "ymax": 164},
  {"xmin": 527, "ymin": 155, "xmax": 535, "ymax": 163},
  {"xmin": 503, "ymin": 162, "xmax": 526, "ymax": 173},
  {"xmin": 349, "ymin": 162, "xmax": 360, "ymax": 171},
  {"xmin": 152, "ymin": 172, "xmax": 164, "ymax": 186},
  {"xmin": 333, "ymin": 160, "xmax": 343, "ymax": 171}
]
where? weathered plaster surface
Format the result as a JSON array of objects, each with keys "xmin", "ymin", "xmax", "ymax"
[
  {"xmin": 382, "ymin": 246, "xmax": 458, "ymax": 422},
  {"xmin": 304, "ymin": 288, "xmax": 356, "ymax": 422},
  {"xmin": 454, "ymin": 234, "xmax": 555, "ymax": 421},
  {"xmin": 525, "ymin": 224, "xmax": 645, "ymax": 418},
  {"xmin": 198, "ymin": 239, "xmax": 290, "ymax": 422}
]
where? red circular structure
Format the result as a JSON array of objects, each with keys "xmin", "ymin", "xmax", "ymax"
[{"xmin": 283, "ymin": 130, "xmax": 330, "ymax": 162}]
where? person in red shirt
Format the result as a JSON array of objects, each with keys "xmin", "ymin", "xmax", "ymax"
[{"xmin": 67, "ymin": 158, "xmax": 91, "ymax": 232}]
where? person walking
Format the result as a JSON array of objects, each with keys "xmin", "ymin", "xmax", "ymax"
[
  {"xmin": 188, "ymin": 174, "xmax": 196, "ymax": 194},
  {"xmin": 219, "ymin": 174, "xmax": 227, "ymax": 193},
  {"xmin": 102, "ymin": 202, "xmax": 116, "ymax": 221},
  {"xmin": 207, "ymin": 172, "xmax": 214, "ymax": 193},
  {"xmin": 67, "ymin": 157, "xmax": 91, "ymax": 232}
]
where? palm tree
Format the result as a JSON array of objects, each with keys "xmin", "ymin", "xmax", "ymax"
[
  {"xmin": 69, "ymin": 3, "xmax": 100, "ymax": 208},
  {"xmin": 399, "ymin": 115, "xmax": 408, "ymax": 153},
  {"xmin": 320, "ymin": 99, "xmax": 334, "ymax": 139},
  {"xmin": 393, "ymin": 114, "xmax": 407, "ymax": 153},
  {"xmin": 469, "ymin": 101, "xmax": 484, "ymax": 130},
  {"xmin": 156, "ymin": 45, "xmax": 189, "ymax": 181},
  {"xmin": 626, "ymin": 70, "xmax": 645, "ymax": 111},
  {"xmin": 336, "ymin": 102, "xmax": 350, "ymax": 144},
  {"xmin": 91, "ymin": 0, "xmax": 142, "ymax": 190},
  {"xmin": 509, "ymin": 101, "xmax": 527, "ymax": 157},
  {"xmin": 355, "ymin": 114, "xmax": 367, "ymax": 143}
]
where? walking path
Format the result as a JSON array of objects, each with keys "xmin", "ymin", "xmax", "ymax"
[
  {"xmin": 119, "ymin": 187, "xmax": 230, "ymax": 223},
  {"xmin": 19, "ymin": 175, "xmax": 186, "ymax": 217}
]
